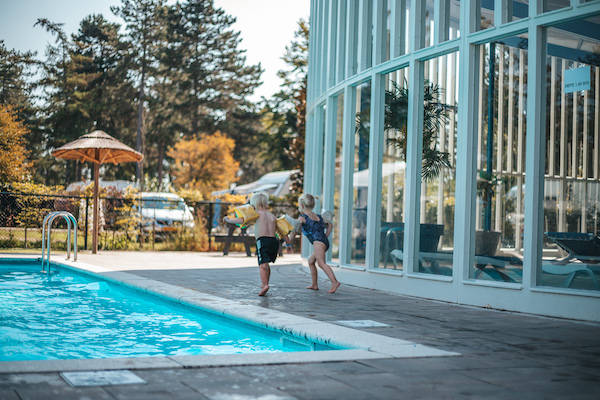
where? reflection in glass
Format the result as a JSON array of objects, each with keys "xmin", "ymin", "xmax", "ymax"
[
  {"xmin": 511, "ymin": 0, "xmax": 529, "ymax": 21},
  {"xmin": 352, "ymin": 83, "xmax": 371, "ymax": 265},
  {"xmin": 359, "ymin": 1, "xmax": 373, "ymax": 70},
  {"xmin": 472, "ymin": 36, "xmax": 528, "ymax": 283},
  {"xmin": 331, "ymin": 94, "xmax": 344, "ymax": 264},
  {"xmin": 479, "ymin": 0, "xmax": 494, "ymax": 31},
  {"xmin": 543, "ymin": 0, "xmax": 571, "ymax": 12},
  {"xmin": 417, "ymin": 51, "xmax": 459, "ymax": 275},
  {"xmin": 424, "ymin": 1, "xmax": 460, "ymax": 46},
  {"xmin": 425, "ymin": 0, "xmax": 435, "ymax": 47},
  {"xmin": 386, "ymin": 0, "xmax": 411, "ymax": 59},
  {"xmin": 378, "ymin": 68, "xmax": 409, "ymax": 269},
  {"xmin": 540, "ymin": 19, "xmax": 600, "ymax": 291}
]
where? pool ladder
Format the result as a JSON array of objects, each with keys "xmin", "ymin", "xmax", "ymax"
[{"xmin": 41, "ymin": 211, "xmax": 78, "ymax": 273}]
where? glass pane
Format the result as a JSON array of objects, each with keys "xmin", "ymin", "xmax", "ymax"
[
  {"xmin": 424, "ymin": 1, "xmax": 461, "ymax": 45},
  {"xmin": 449, "ymin": 0, "xmax": 461, "ymax": 40},
  {"xmin": 472, "ymin": 36, "xmax": 528, "ymax": 284},
  {"xmin": 425, "ymin": 0, "xmax": 435, "ymax": 47},
  {"xmin": 351, "ymin": 82, "xmax": 371, "ymax": 265},
  {"xmin": 331, "ymin": 94, "xmax": 344, "ymax": 264},
  {"xmin": 359, "ymin": 1, "xmax": 373, "ymax": 70},
  {"xmin": 378, "ymin": 67, "xmax": 409, "ymax": 270},
  {"xmin": 543, "ymin": 0, "xmax": 571, "ymax": 12},
  {"xmin": 540, "ymin": 17, "xmax": 600, "ymax": 292},
  {"xmin": 511, "ymin": 0, "xmax": 529, "ymax": 21},
  {"xmin": 386, "ymin": 0, "xmax": 411, "ymax": 59},
  {"xmin": 480, "ymin": 0, "xmax": 495, "ymax": 31},
  {"xmin": 417, "ymin": 51, "xmax": 459, "ymax": 276}
]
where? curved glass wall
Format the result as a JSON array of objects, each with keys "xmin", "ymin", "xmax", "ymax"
[{"xmin": 307, "ymin": 0, "xmax": 600, "ymax": 320}]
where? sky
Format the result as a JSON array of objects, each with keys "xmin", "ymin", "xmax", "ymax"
[{"xmin": 0, "ymin": 0, "xmax": 310, "ymax": 101}]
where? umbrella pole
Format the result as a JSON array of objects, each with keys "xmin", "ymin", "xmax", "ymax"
[{"xmin": 93, "ymin": 160, "xmax": 99, "ymax": 254}]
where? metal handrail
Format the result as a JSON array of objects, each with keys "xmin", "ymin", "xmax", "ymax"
[{"xmin": 41, "ymin": 211, "xmax": 78, "ymax": 273}]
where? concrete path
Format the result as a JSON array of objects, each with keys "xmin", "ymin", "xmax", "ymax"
[{"xmin": 1, "ymin": 251, "xmax": 599, "ymax": 399}]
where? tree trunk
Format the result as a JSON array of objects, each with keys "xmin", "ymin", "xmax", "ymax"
[
  {"xmin": 136, "ymin": 69, "xmax": 146, "ymax": 189},
  {"xmin": 92, "ymin": 153, "xmax": 100, "ymax": 254},
  {"xmin": 157, "ymin": 144, "xmax": 165, "ymax": 187}
]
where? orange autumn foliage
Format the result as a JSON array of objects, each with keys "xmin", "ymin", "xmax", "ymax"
[
  {"xmin": 168, "ymin": 131, "xmax": 239, "ymax": 196},
  {"xmin": 0, "ymin": 105, "xmax": 31, "ymax": 183}
]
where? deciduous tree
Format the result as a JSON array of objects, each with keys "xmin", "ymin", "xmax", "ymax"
[
  {"xmin": 0, "ymin": 105, "xmax": 31, "ymax": 184},
  {"xmin": 167, "ymin": 131, "xmax": 239, "ymax": 196}
]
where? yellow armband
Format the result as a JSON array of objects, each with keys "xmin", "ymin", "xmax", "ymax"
[
  {"xmin": 229, "ymin": 204, "xmax": 259, "ymax": 228},
  {"xmin": 276, "ymin": 215, "xmax": 294, "ymax": 237}
]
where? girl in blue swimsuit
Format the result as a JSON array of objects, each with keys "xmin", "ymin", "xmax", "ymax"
[{"xmin": 296, "ymin": 194, "xmax": 340, "ymax": 294}]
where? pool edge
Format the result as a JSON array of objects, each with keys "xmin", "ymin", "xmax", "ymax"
[{"xmin": 0, "ymin": 256, "xmax": 459, "ymax": 373}]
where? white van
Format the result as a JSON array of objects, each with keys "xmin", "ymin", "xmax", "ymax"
[{"xmin": 140, "ymin": 192, "xmax": 195, "ymax": 232}]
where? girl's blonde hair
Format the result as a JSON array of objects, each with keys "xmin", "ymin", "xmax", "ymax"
[
  {"xmin": 298, "ymin": 193, "xmax": 317, "ymax": 211},
  {"xmin": 250, "ymin": 192, "xmax": 269, "ymax": 209}
]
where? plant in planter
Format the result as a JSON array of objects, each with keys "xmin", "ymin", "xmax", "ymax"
[{"xmin": 476, "ymin": 170, "xmax": 502, "ymax": 256}]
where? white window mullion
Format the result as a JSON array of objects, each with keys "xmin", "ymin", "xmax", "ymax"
[
  {"xmin": 523, "ymin": 24, "xmax": 547, "ymax": 289},
  {"xmin": 404, "ymin": 0, "xmax": 426, "ymax": 273},
  {"xmin": 454, "ymin": 0, "xmax": 480, "ymax": 283}
]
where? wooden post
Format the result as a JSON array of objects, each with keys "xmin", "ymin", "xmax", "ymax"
[{"xmin": 92, "ymin": 149, "xmax": 100, "ymax": 254}]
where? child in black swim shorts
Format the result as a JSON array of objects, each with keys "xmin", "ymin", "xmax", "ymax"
[{"xmin": 224, "ymin": 192, "xmax": 278, "ymax": 296}]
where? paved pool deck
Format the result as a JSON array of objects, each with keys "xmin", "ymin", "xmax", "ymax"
[{"xmin": 1, "ymin": 251, "xmax": 600, "ymax": 399}]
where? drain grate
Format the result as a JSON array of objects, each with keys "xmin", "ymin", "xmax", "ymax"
[
  {"xmin": 334, "ymin": 319, "xmax": 390, "ymax": 328},
  {"xmin": 61, "ymin": 370, "xmax": 145, "ymax": 387}
]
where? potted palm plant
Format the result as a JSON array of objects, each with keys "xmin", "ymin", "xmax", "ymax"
[{"xmin": 476, "ymin": 171, "xmax": 502, "ymax": 256}]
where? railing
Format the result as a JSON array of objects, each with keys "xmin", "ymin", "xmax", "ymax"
[
  {"xmin": 0, "ymin": 191, "xmax": 299, "ymax": 253},
  {"xmin": 41, "ymin": 211, "xmax": 77, "ymax": 273}
]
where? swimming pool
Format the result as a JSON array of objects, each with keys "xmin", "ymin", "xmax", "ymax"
[{"xmin": 0, "ymin": 259, "xmax": 337, "ymax": 362}]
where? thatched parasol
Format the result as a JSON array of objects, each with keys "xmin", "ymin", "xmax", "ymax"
[{"xmin": 52, "ymin": 130, "xmax": 143, "ymax": 254}]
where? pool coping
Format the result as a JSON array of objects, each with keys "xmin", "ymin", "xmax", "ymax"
[{"xmin": 0, "ymin": 256, "xmax": 459, "ymax": 373}]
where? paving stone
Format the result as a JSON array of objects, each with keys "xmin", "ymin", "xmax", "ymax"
[
  {"xmin": 200, "ymin": 381, "xmax": 297, "ymax": 400},
  {"xmin": 0, "ymin": 389, "xmax": 20, "ymax": 400},
  {"xmin": 4, "ymin": 258, "xmax": 600, "ymax": 399},
  {"xmin": 105, "ymin": 381, "xmax": 201, "ymax": 400},
  {"xmin": 16, "ymin": 383, "xmax": 114, "ymax": 400}
]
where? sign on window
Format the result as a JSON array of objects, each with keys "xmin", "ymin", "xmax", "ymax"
[{"xmin": 564, "ymin": 66, "xmax": 591, "ymax": 94}]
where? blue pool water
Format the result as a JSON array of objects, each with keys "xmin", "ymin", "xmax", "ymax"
[{"xmin": 0, "ymin": 259, "xmax": 336, "ymax": 361}]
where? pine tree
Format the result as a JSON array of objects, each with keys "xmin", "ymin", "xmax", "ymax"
[
  {"xmin": 70, "ymin": 14, "xmax": 138, "ymax": 181},
  {"xmin": 111, "ymin": 0, "xmax": 166, "ymax": 186},
  {"xmin": 261, "ymin": 19, "xmax": 308, "ymax": 193},
  {"xmin": 35, "ymin": 18, "xmax": 90, "ymax": 184}
]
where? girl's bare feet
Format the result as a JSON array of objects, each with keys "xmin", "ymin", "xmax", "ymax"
[
  {"xmin": 306, "ymin": 285, "xmax": 319, "ymax": 290},
  {"xmin": 258, "ymin": 285, "xmax": 269, "ymax": 296},
  {"xmin": 329, "ymin": 281, "xmax": 341, "ymax": 294}
]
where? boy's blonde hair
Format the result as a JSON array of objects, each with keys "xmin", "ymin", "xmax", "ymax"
[
  {"xmin": 250, "ymin": 192, "xmax": 269, "ymax": 209},
  {"xmin": 298, "ymin": 193, "xmax": 316, "ymax": 211}
]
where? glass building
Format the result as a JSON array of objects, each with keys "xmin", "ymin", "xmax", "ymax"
[{"xmin": 305, "ymin": 0, "xmax": 600, "ymax": 321}]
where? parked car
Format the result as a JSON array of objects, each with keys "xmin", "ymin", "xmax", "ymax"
[
  {"xmin": 211, "ymin": 170, "xmax": 298, "ymax": 197},
  {"xmin": 139, "ymin": 192, "xmax": 195, "ymax": 233}
]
